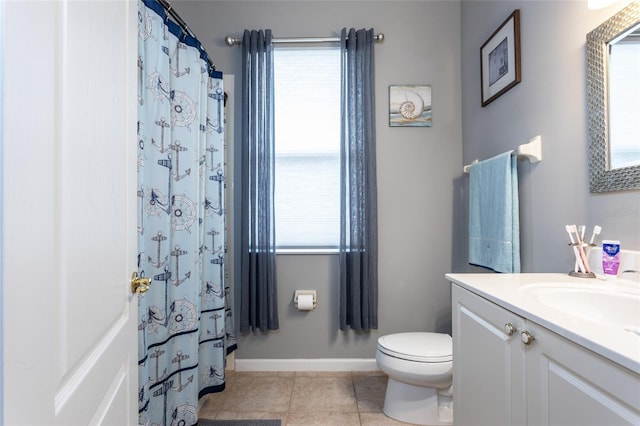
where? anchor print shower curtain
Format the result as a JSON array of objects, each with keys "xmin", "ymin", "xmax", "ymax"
[{"xmin": 137, "ymin": 1, "xmax": 236, "ymax": 424}]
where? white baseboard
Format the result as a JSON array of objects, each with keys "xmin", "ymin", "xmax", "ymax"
[{"xmin": 234, "ymin": 358, "xmax": 379, "ymax": 372}]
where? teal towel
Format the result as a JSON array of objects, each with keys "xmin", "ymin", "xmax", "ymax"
[{"xmin": 468, "ymin": 151, "xmax": 520, "ymax": 273}]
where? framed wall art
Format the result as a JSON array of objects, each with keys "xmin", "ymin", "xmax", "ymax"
[
  {"xmin": 389, "ymin": 85, "xmax": 432, "ymax": 127},
  {"xmin": 480, "ymin": 9, "xmax": 521, "ymax": 107}
]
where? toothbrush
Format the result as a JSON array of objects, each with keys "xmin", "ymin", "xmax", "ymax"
[
  {"xmin": 571, "ymin": 225, "xmax": 584, "ymax": 272},
  {"xmin": 566, "ymin": 225, "xmax": 586, "ymax": 273},
  {"xmin": 578, "ymin": 225, "xmax": 586, "ymax": 271},
  {"xmin": 586, "ymin": 225, "xmax": 602, "ymax": 263},
  {"xmin": 571, "ymin": 224, "xmax": 591, "ymax": 273},
  {"xmin": 588, "ymin": 225, "xmax": 602, "ymax": 245}
]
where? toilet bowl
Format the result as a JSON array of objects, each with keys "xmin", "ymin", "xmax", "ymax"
[{"xmin": 376, "ymin": 332, "xmax": 453, "ymax": 425}]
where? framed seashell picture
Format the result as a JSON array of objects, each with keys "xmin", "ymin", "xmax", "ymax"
[{"xmin": 389, "ymin": 85, "xmax": 432, "ymax": 127}]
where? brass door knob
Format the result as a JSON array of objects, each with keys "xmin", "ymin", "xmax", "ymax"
[{"xmin": 131, "ymin": 272, "xmax": 151, "ymax": 294}]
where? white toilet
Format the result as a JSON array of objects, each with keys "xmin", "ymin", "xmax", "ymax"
[{"xmin": 376, "ymin": 332, "xmax": 453, "ymax": 425}]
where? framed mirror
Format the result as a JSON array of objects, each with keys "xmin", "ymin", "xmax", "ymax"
[{"xmin": 587, "ymin": 2, "xmax": 640, "ymax": 192}]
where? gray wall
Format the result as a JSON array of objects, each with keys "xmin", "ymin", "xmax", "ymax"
[
  {"xmin": 461, "ymin": 0, "xmax": 640, "ymax": 274},
  {"xmin": 174, "ymin": 0, "xmax": 640, "ymax": 360},
  {"xmin": 176, "ymin": 0, "xmax": 463, "ymax": 359}
]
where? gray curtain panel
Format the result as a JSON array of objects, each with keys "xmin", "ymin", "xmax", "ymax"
[
  {"xmin": 339, "ymin": 28, "xmax": 379, "ymax": 332},
  {"xmin": 240, "ymin": 29, "xmax": 279, "ymax": 332}
]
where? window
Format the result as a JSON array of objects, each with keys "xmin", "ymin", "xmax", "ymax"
[
  {"xmin": 608, "ymin": 40, "xmax": 640, "ymax": 169},
  {"xmin": 273, "ymin": 46, "xmax": 341, "ymax": 249}
]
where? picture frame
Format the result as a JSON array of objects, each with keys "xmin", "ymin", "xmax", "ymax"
[
  {"xmin": 389, "ymin": 85, "xmax": 432, "ymax": 127},
  {"xmin": 480, "ymin": 9, "xmax": 521, "ymax": 107}
]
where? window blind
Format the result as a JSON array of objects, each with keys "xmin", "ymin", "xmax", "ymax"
[{"xmin": 273, "ymin": 46, "xmax": 341, "ymax": 248}]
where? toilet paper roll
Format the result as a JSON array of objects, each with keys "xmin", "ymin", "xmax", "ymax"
[{"xmin": 297, "ymin": 294, "xmax": 314, "ymax": 311}]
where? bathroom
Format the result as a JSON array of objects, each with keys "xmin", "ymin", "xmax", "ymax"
[
  {"xmin": 170, "ymin": 0, "xmax": 640, "ymax": 365},
  {"xmin": 1, "ymin": 0, "xmax": 639, "ymax": 425}
]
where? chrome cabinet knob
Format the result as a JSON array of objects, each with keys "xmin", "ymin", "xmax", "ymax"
[
  {"xmin": 504, "ymin": 323, "xmax": 517, "ymax": 336},
  {"xmin": 521, "ymin": 330, "xmax": 535, "ymax": 345}
]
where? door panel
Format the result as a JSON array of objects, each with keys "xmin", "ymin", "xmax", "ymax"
[
  {"xmin": 452, "ymin": 284, "xmax": 527, "ymax": 426},
  {"xmin": 2, "ymin": 1, "xmax": 138, "ymax": 424},
  {"xmin": 526, "ymin": 322, "xmax": 640, "ymax": 425}
]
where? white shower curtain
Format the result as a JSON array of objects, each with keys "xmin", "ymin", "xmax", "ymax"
[{"xmin": 137, "ymin": 1, "xmax": 235, "ymax": 424}]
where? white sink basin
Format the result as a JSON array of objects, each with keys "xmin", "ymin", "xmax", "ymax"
[{"xmin": 522, "ymin": 283, "xmax": 640, "ymax": 330}]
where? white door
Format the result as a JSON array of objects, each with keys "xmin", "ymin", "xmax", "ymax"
[{"xmin": 2, "ymin": 1, "xmax": 138, "ymax": 424}]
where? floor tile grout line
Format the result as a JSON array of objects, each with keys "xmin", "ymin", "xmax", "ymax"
[
  {"xmin": 350, "ymin": 372, "xmax": 365, "ymax": 425},
  {"xmin": 283, "ymin": 374, "xmax": 296, "ymax": 426}
]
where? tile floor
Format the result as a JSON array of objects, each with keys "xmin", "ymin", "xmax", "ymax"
[{"xmin": 198, "ymin": 371, "xmax": 418, "ymax": 425}]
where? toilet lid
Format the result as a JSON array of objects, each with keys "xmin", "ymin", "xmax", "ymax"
[{"xmin": 377, "ymin": 332, "xmax": 452, "ymax": 362}]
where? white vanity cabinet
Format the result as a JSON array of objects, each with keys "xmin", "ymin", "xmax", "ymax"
[
  {"xmin": 452, "ymin": 283, "xmax": 640, "ymax": 426},
  {"xmin": 452, "ymin": 283, "xmax": 527, "ymax": 425},
  {"xmin": 525, "ymin": 321, "xmax": 639, "ymax": 425}
]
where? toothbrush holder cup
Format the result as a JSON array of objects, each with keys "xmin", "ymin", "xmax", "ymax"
[{"xmin": 568, "ymin": 242, "xmax": 597, "ymax": 278}]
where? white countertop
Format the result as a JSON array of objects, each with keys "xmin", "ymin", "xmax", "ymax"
[{"xmin": 446, "ymin": 272, "xmax": 640, "ymax": 375}]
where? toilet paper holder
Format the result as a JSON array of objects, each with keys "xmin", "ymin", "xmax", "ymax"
[{"xmin": 294, "ymin": 290, "xmax": 317, "ymax": 311}]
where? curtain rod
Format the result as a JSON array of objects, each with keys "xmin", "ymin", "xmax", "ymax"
[
  {"xmin": 224, "ymin": 33, "xmax": 385, "ymax": 47},
  {"xmin": 157, "ymin": 0, "xmax": 217, "ymax": 72}
]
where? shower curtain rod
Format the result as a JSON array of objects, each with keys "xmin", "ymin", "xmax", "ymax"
[
  {"xmin": 224, "ymin": 33, "xmax": 385, "ymax": 46},
  {"xmin": 157, "ymin": 0, "xmax": 216, "ymax": 71}
]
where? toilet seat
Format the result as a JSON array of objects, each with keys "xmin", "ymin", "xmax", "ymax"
[{"xmin": 377, "ymin": 332, "xmax": 452, "ymax": 363}]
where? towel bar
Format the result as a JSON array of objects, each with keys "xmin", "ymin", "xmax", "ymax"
[{"xmin": 463, "ymin": 135, "xmax": 542, "ymax": 173}]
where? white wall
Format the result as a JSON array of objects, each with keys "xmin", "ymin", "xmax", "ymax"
[
  {"xmin": 461, "ymin": 0, "xmax": 640, "ymax": 273},
  {"xmin": 176, "ymin": 0, "xmax": 463, "ymax": 359}
]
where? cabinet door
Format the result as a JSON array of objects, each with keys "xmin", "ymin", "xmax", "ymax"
[
  {"xmin": 526, "ymin": 322, "xmax": 640, "ymax": 425},
  {"xmin": 452, "ymin": 284, "xmax": 527, "ymax": 425}
]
